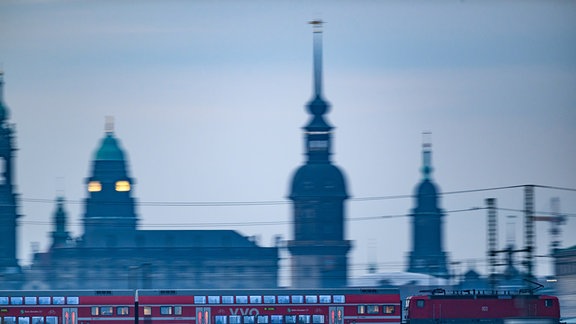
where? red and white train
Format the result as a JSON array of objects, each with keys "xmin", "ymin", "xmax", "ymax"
[
  {"xmin": 0, "ymin": 288, "xmax": 401, "ymax": 324},
  {"xmin": 0, "ymin": 288, "xmax": 561, "ymax": 324}
]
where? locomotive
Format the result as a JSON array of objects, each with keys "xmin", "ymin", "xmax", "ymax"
[
  {"xmin": 404, "ymin": 288, "xmax": 561, "ymax": 324},
  {"xmin": 0, "ymin": 287, "xmax": 561, "ymax": 324}
]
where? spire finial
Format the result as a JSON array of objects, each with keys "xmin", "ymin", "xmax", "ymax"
[
  {"xmin": 105, "ymin": 116, "xmax": 114, "ymax": 134},
  {"xmin": 422, "ymin": 131, "xmax": 433, "ymax": 178},
  {"xmin": 309, "ymin": 19, "xmax": 324, "ymax": 98}
]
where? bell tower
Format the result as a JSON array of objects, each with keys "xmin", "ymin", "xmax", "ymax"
[
  {"xmin": 407, "ymin": 133, "xmax": 449, "ymax": 277},
  {"xmin": 288, "ymin": 21, "xmax": 351, "ymax": 288},
  {"xmin": 0, "ymin": 71, "xmax": 21, "ymax": 272}
]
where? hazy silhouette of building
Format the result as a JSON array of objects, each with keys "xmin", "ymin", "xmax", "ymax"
[
  {"xmin": 287, "ymin": 21, "xmax": 351, "ymax": 288},
  {"xmin": 406, "ymin": 135, "xmax": 449, "ymax": 278},
  {"xmin": 24, "ymin": 121, "xmax": 278, "ymax": 289},
  {"xmin": 0, "ymin": 71, "xmax": 23, "ymax": 288}
]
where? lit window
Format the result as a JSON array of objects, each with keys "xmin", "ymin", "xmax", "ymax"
[
  {"xmin": 367, "ymin": 305, "xmax": 379, "ymax": 314},
  {"xmin": 161, "ymin": 306, "xmax": 173, "ymax": 315},
  {"xmin": 91, "ymin": 306, "xmax": 100, "ymax": 315},
  {"xmin": 117, "ymin": 306, "xmax": 130, "ymax": 315},
  {"xmin": 216, "ymin": 316, "xmax": 227, "ymax": 324},
  {"xmin": 384, "ymin": 305, "xmax": 395, "ymax": 314},
  {"xmin": 230, "ymin": 316, "xmax": 241, "ymax": 324},
  {"xmin": 101, "ymin": 306, "xmax": 113, "ymax": 315},
  {"xmin": 244, "ymin": 316, "xmax": 255, "ymax": 324},
  {"xmin": 312, "ymin": 315, "xmax": 324, "ymax": 324},
  {"xmin": 271, "ymin": 315, "xmax": 283, "ymax": 324},
  {"xmin": 298, "ymin": 315, "xmax": 310, "ymax": 324},
  {"xmin": 115, "ymin": 180, "xmax": 130, "ymax": 192},
  {"xmin": 358, "ymin": 306, "xmax": 366, "ymax": 314},
  {"xmin": 144, "ymin": 307, "xmax": 152, "ymax": 316},
  {"xmin": 88, "ymin": 181, "xmax": 102, "ymax": 192},
  {"xmin": 258, "ymin": 316, "xmax": 269, "ymax": 324}
]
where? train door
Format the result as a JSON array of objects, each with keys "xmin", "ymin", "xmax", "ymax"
[
  {"xmin": 329, "ymin": 307, "xmax": 343, "ymax": 324},
  {"xmin": 62, "ymin": 308, "xmax": 78, "ymax": 324},
  {"xmin": 197, "ymin": 307, "xmax": 211, "ymax": 324}
]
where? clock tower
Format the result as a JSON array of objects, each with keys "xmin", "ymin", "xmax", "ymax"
[
  {"xmin": 288, "ymin": 21, "xmax": 351, "ymax": 288},
  {"xmin": 82, "ymin": 119, "xmax": 138, "ymax": 246}
]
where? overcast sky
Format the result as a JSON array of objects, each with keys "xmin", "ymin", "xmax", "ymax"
[{"xmin": 1, "ymin": 0, "xmax": 575, "ymax": 284}]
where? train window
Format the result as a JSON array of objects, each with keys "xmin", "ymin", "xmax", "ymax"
[
  {"xmin": 285, "ymin": 315, "xmax": 297, "ymax": 324},
  {"xmin": 383, "ymin": 305, "xmax": 395, "ymax": 314},
  {"xmin": 333, "ymin": 296, "xmax": 345, "ymax": 303},
  {"xmin": 358, "ymin": 305, "xmax": 366, "ymax": 314},
  {"xmin": 264, "ymin": 296, "xmax": 275, "ymax": 304},
  {"xmin": 367, "ymin": 305, "xmax": 379, "ymax": 314},
  {"xmin": 10, "ymin": 297, "xmax": 23, "ymax": 305},
  {"xmin": 244, "ymin": 316, "xmax": 255, "ymax": 324},
  {"xmin": 175, "ymin": 306, "xmax": 182, "ymax": 315},
  {"xmin": 237, "ymin": 296, "xmax": 248, "ymax": 304},
  {"xmin": 319, "ymin": 295, "xmax": 331, "ymax": 304},
  {"xmin": 45, "ymin": 317, "xmax": 57, "ymax": 324},
  {"xmin": 223, "ymin": 296, "xmax": 234, "ymax": 304},
  {"xmin": 545, "ymin": 299, "xmax": 554, "ymax": 307},
  {"xmin": 216, "ymin": 316, "xmax": 227, "ymax": 324},
  {"xmin": 209, "ymin": 296, "xmax": 220, "ymax": 304},
  {"xmin": 257, "ymin": 315, "xmax": 269, "ymax": 323},
  {"xmin": 195, "ymin": 296, "xmax": 207, "ymax": 304},
  {"xmin": 161, "ymin": 306, "xmax": 173, "ymax": 315},
  {"xmin": 0, "ymin": 297, "xmax": 8, "ymax": 304},
  {"xmin": 278, "ymin": 296, "xmax": 289, "ymax": 304},
  {"xmin": 298, "ymin": 315, "xmax": 311, "ymax": 324},
  {"xmin": 4, "ymin": 317, "xmax": 16, "ymax": 324},
  {"xmin": 53, "ymin": 297, "xmax": 64, "ymax": 305},
  {"xmin": 17, "ymin": 317, "xmax": 29, "ymax": 324},
  {"xmin": 230, "ymin": 315, "xmax": 241, "ymax": 324},
  {"xmin": 32, "ymin": 317, "xmax": 44, "ymax": 324},
  {"xmin": 416, "ymin": 300, "xmax": 425, "ymax": 308},
  {"xmin": 144, "ymin": 307, "xmax": 152, "ymax": 316},
  {"xmin": 38, "ymin": 297, "xmax": 50, "ymax": 305},
  {"xmin": 67, "ymin": 297, "xmax": 79, "ymax": 305},
  {"xmin": 305, "ymin": 296, "xmax": 318, "ymax": 304},
  {"xmin": 271, "ymin": 315, "xmax": 283, "ymax": 324},
  {"xmin": 91, "ymin": 306, "xmax": 100, "ymax": 315},
  {"xmin": 101, "ymin": 306, "xmax": 113, "ymax": 315},
  {"xmin": 312, "ymin": 315, "xmax": 324, "ymax": 324},
  {"xmin": 25, "ymin": 297, "xmax": 37, "ymax": 305},
  {"xmin": 250, "ymin": 296, "xmax": 262, "ymax": 304},
  {"xmin": 117, "ymin": 307, "xmax": 130, "ymax": 315},
  {"xmin": 291, "ymin": 296, "xmax": 303, "ymax": 304}
]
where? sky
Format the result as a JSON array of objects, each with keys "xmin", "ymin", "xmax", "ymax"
[{"xmin": 1, "ymin": 0, "xmax": 575, "ymax": 285}]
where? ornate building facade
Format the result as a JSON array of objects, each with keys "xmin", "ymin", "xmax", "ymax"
[{"xmin": 25, "ymin": 122, "xmax": 278, "ymax": 289}]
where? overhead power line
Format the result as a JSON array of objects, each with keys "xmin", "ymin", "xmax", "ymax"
[{"xmin": 19, "ymin": 184, "xmax": 576, "ymax": 208}]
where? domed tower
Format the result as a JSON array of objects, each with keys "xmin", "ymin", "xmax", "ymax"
[
  {"xmin": 82, "ymin": 119, "xmax": 138, "ymax": 246},
  {"xmin": 287, "ymin": 21, "xmax": 351, "ymax": 288},
  {"xmin": 0, "ymin": 71, "xmax": 21, "ymax": 272},
  {"xmin": 407, "ymin": 133, "xmax": 449, "ymax": 277}
]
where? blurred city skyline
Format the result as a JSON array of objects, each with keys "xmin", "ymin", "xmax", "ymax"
[{"xmin": 0, "ymin": 0, "xmax": 575, "ymax": 282}]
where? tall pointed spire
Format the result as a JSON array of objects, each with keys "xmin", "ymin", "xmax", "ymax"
[
  {"xmin": 0, "ymin": 70, "xmax": 10, "ymax": 123},
  {"xmin": 421, "ymin": 132, "xmax": 433, "ymax": 179},
  {"xmin": 305, "ymin": 20, "xmax": 331, "ymax": 131}
]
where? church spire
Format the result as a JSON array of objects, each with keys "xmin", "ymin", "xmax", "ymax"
[
  {"xmin": 421, "ymin": 132, "xmax": 433, "ymax": 179},
  {"xmin": 0, "ymin": 71, "xmax": 10, "ymax": 123},
  {"xmin": 305, "ymin": 20, "xmax": 331, "ymax": 133}
]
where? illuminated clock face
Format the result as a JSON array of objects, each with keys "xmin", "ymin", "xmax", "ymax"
[
  {"xmin": 88, "ymin": 181, "xmax": 101, "ymax": 192},
  {"xmin": 115, "ymin": 180, "xmax": 130, "ymax": 192}
]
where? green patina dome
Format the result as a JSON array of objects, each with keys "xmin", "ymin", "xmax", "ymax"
[{"xmin": 94, "ymin": 133, "xmax": 125, "ymax": 161}]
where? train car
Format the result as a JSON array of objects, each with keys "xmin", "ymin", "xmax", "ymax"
[
  {"xmin": 404, "ymin": 289, "xmax": 561, "ymax": 324},
  {"xmin": 0, "ymin": 290, "xmax": 135, "ymax": 324},
  {"xmin": 136, "ymin": 288, "xmax": 401, "ymax": 324}
]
